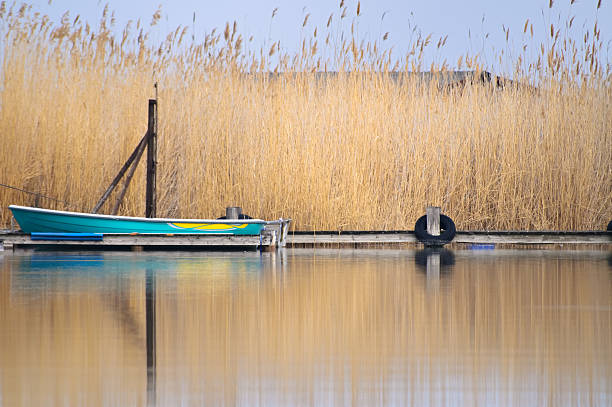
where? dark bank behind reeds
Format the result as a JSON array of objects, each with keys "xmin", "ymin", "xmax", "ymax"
[{"xmin": 0, "ymin": 2, "xmax": 610, "ymax": 231}]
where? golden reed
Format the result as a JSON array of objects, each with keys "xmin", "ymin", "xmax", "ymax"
[{"xmin": 0, "ymin": 2, "xmax": 610, "ymax": 230}]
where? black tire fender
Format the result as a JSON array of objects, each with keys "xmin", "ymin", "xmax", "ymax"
[{"xmin": 414, "ymin": 214, "xmax": 456, "ymax": 245}]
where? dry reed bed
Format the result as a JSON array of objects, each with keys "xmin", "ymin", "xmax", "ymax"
[{"xmin": 0, "ymin": 2, "xmax": 610, "ymax": 230}]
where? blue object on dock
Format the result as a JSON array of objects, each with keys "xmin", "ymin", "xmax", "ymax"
[
  {"xmin": 469, "ymin": 243, "xmax": 495, "ymax": 250},
  {"xmin": 31, "ymin": 232, "xmax": 103, "ymax": 241}
]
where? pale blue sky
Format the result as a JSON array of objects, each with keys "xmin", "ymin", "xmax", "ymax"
[{"xmin": 22, "ymin": 0, "xmax": 612, "ymax": 73}]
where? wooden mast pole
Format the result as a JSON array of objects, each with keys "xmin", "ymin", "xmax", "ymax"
[{"xmin": 145, "ymin": 98, "xmax": 157, "ymax": 218}]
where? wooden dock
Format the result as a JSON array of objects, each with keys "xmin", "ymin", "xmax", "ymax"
[
  {"xmin": 0, "ymin": 232, "xmax": 272, "ymax": 250},
  {"xmin": 286, "ymin": 230, "xmax": 612, "ymax": 246},
  {"xmin": 1, "ymin": 229, "xmax": 609, "ymax": 251},
  {"xmin": 0, "ymin": 224, "xmax": 289, "ymax": 250}
]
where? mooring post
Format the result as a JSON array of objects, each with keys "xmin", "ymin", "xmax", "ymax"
[
  {"xmin": 426, "ymin": 206, "xmax": 441, "ymax": 236},
  {"xmin": 226, "ymin": 206, "xmax": 242, "ymax": 219},
  {"xmin": 145, "ymin": 99, "xmax": 157, "ymax": 218}
]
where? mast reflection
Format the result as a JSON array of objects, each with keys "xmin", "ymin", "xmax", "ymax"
[{"xmin": 146, "ymin": 268, "xmax": 156, "ymax": 407}]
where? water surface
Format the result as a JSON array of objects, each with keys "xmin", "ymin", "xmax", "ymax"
[{"xmin": 0, "ymin": 249, "xmax": 610, "ymax": 406}]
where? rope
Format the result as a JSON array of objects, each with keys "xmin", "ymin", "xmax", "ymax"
[{"xmin": 0, "ymin": 182, "xmax": 77, "ymax": 208}]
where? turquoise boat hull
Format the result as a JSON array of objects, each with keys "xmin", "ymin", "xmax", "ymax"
[{"xmin": 9, "ymin": 205, "xmax": 266, "ymax": 235}]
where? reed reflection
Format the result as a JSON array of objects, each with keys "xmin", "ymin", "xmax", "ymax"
[{"xmin": 0, "ymin": 250, "xmax": 610, "ymax": 406}]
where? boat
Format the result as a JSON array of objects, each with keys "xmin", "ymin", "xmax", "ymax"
[{"xmin": 9, "ymin": 205, "xmax": 269, "ymax": 235}]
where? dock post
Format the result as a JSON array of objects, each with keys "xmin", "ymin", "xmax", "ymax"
[
  {"xmin": 145, "ymin": 99, "xmax": 157, "ymax": 218},
  {"xmin": 426, "ymin": 206, "xmax": 441, "ymax": 236},
  {"xmin": 226, "ymin": 207, "xmax": 242, "ymax": 219}
]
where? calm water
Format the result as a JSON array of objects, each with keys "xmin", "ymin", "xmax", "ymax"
[{"xmin": 0, "ymin": 248, "xmax": 610, "ymax": 406}]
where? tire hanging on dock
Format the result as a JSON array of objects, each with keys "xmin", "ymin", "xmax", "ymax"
[{"xmin": 414, "ymin": 214, "xmax": 456, "ymax": 246}]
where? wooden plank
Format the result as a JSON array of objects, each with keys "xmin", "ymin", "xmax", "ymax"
[
  {"xmin": 452, "ymin": 232, "xmax": 610, "ymax": 244},
  {"xmin": 112, "ymin": 135, "xmax": 148, "ymax": 215},
  {"xmin": 92, "ymin": 132, "xmax": 150, "ymax": 214},
  {"xmin": 288, "ymin": 232, "xmax": 418, "ymax": 244}
]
